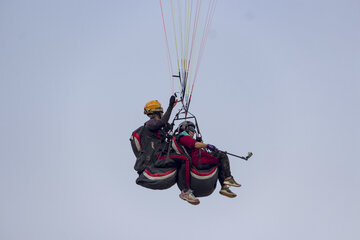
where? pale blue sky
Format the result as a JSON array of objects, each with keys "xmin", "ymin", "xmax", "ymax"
[{"xmin": 1, "ymin": 1, "xmax": 359, "ymax": 240}]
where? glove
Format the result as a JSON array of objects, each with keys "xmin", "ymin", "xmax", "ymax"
[
  {"xmin": 169, "ymin": 95, "xmax": 176, "ymax": 107},
  {"xmin": 206, "ymin": 144, "xmax": 218, "ymax": 152}
]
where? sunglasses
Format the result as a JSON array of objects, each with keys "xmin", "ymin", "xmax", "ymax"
[{"xmin": 188, "ymin": 126, "xmax": 196, "ymax": 133}]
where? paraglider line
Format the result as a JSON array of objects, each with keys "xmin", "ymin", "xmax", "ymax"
[
  {"xmin": 160, "ymin": 0, "xmax": 175, "ymax": 94},
  {"xmin": 189, "ymin": 0, "xmax": 217, "ymax": 108}
]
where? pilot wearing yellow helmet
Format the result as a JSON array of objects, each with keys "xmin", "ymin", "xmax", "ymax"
[{"xmin": 143, "ymin": 95, "xmax": 176, "ymax": 137}]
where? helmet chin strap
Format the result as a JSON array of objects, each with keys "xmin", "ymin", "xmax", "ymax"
[
  {"xmin": 155, "ymin": 112, "xmax": 162, "ymax": 119},
  {"xmin": 147, "ymin": 112, "xmax": 162, "ymax": 119}
]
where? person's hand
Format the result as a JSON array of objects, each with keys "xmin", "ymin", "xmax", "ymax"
[
  {"xmin": 206, "ymin": 144, "xmax": 218, "ymax": 152},
  {"xmin": 169, "ymin": 95, "xmax": 176, "ymax": 107}
]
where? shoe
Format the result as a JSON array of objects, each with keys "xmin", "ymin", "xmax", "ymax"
[
  {"xmin": 223, "ymin": 176, "xmax": 241, "ymax": 187},
  {"xmin": 179, "ymin": 189, "xmax": 200, "ymax": 205},
  {"xmin": 219, "ymin": 186, "xmax": 237, "ymax": 198}
]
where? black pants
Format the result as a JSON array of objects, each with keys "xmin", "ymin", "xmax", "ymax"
[
  {"xmin": 215, "ymin": 151, "xmax": 232, "ymax": 186},
  {"xmin": 197, "ymin": 151, "xmax": 232, "ymax": 186}
]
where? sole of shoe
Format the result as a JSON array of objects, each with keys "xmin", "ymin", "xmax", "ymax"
[
  {"xmin": 223, "ymin": 181, "xmax": 241, "ymax": 187},
  {"xmin": 219, "ymin": 191, "xmax": 237, "ymax": 198},
  {"xmin": 179, "ymin": 195, "xmax": 200, "ymax": 205}
]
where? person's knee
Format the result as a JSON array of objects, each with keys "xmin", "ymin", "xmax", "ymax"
[{"xmin": 217, "ymin": 152, "xmax": 228, "ymax": 161}]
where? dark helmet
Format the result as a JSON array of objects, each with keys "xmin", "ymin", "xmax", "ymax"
[{"xmin": 178, "ymin": 121, "xmax": 196, "ymax": 133}]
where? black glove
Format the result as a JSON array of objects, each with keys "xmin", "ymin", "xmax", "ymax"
[
  {"xmin": 206, "ymin": 144, "xmax": 218, "ymax": 152},
  {"xmin": 169, "ymin": 95, "xmax": 176, "ymax": 107}
]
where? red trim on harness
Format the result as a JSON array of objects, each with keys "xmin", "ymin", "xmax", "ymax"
[
  {"xmin": 191, "ymin": 166, "xmax": 218, "ymax": 176},
  {"xmin": 157, "ymin": 130, "xmax": 161, "ymax": 139},
  {"xmin": 144, "ymin": 168, "xmax": 176, "ymax": 177},
  {"xmin": 132, "ymin": 131, "xmax": 141, "ymax": 144},
  {"xmin": 186, "ymin": 158, "xmax": 189, "ymax": 188},
  {"xmin": 172, "ymin": 137, "xmax": 183, "ymax": 154},
  {"xmin": 157, "ymin": 154, "xmax": 189, "ymax": 161},
  {"xmin": 156, "ymin": 154, "xmax": 190, "ymax": 188}
]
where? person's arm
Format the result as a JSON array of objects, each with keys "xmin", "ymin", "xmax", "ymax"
[
  {"xmin": 146, "ymin": 96, "xmax": 176, "ymax": 131},
  {"xmin": 159, "ymin": 105, "xmax": 173, "ymax": 125},
  {"xmin": 194, "ymin": 142, "xmax": 207, "ymax": 149},
  {"xmin": 145, "ymin": 119, "xmax": 163, "ymax": 131},
  {"xmin": 195, "ymin": 142, "xmax": 218, "ymax": 152},
  {"xmin": 146, "ymin": 107, "xmax": 172, "ymax": 131},
  {"xmin": 181, "ymin": 135, "xmax": 217, "ymax": 152},
  {"xmin": 159, "ymin": 95, "xmax": 176, "ymax": 124},
  {"xmin": 179, "ymin": 135, "xmax": 197, "ymax": 149}
]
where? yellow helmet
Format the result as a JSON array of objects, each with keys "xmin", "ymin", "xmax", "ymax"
[{"xmin": 144, "ymin": 100, "xmax": 163, "ymax": 115}]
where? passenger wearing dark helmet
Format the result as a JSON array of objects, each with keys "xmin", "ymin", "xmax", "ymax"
[{"xmin": 177, "ymin": 121, "xmax": 241, "ymax": 198}]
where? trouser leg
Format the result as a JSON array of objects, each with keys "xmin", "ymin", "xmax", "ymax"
[
  {"xmin": 176, "ymin": 157, "xmax": 191, "ymax": 191},
  {"xmin": 212, "ymin": 152, "xmax": 232, "ymax": 186}
]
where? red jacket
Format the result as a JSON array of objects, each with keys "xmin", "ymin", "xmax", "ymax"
[{"xmin": 179, "ymin": 134, "xmax": 219, "ymax": 167}]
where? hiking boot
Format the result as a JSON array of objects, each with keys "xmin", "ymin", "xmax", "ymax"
[
  {"xmin": 223, "ymin": 176, "xmax": 241, "ymax": 187},
  {"xmin": 219, "ymin": 186, "xmax": 237, "ymax": 198},
  {"xmin": 179, "ymin": 189, "xmax": 200, "ymax": 205}
]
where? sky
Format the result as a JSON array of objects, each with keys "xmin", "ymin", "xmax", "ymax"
[{"xmin": 1, "ymin": 0, "xmax": 359, "ymax": 239}]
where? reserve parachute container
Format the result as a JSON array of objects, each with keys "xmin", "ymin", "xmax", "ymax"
[{"xmin": 130, "ymin": 126, "xmax": 190, "ymax": 190}]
